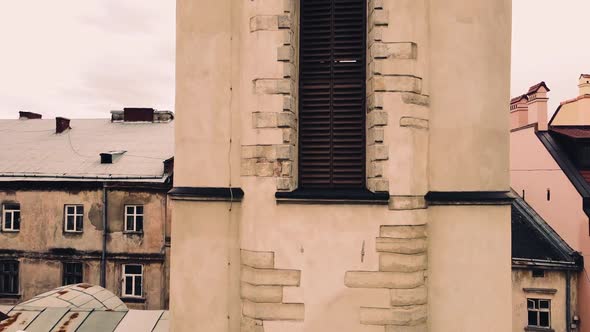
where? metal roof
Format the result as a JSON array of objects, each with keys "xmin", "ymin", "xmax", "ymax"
[{"xmin": 0, "ymin": 118, "xmax": 173, "ymax": 183}]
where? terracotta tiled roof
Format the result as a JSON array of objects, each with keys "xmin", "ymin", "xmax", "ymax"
[
  {"xmin": 580, "ymin": 74, "xmax": 590, "ymax": 79},
  {"xmin": 527, "ymin": 81, "xmax": 550, "ymax": 94},
  {"xmin": 551, "ymin": 127, "xmax": 590, "ymax": 139},
  {"xmin": 510, "ymin": 94, "xmax": 528, "ymax": 104}
]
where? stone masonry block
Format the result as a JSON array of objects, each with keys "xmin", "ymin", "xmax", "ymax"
[
  {"xmin": 255, "ymin": 162, "xmax": 277, "ymax": 177},
  {"xmin": 275, "ymin": 144, "xmax": 293, "ymax": 160},
  {"xmin": 379, "ymin": 253, "xmax": 427, "ymax": 273},
  {"xmin": 400, "ymin": 117, "xmax": 428, "ymax": 130},
  {"xmin": 388, "ymin": 196, "xmax": 426, "ymax": 211},
  {"xmin": 277, "ymin": 46, "xmax": 294, "ymax": 62},
  {"xmin": 402, "ymin": 93, "xmax": 430, "ymax": 106},
  {"xmin": 368, "ymin": 161, "xmax": 384, "ymax": 178},
  {"xmin": 380, "ymin": 225, "xmax": 426, "ymax": 239},
  {"xmin": 254, "ymin": 79, "xmax": 292, "ymax": 95},
  {"xmin": 276, "ymin": 177, "xmax": 294, "ymax": 191},
  {"xmin": 370, "ymin": 43, "xmax": 417, "ymax": 60},
  {"xmin": 368, "ymin": 145, "xmax": 388, "ymax": 161},
  {"xmin": 368, "ymin": 111, "xmax": 388, "ymax": 128},
  {"xmin": 344, "ymin": 271, "xmax": 425, "ymax": 289},
  {"xmin": 368, "ymin": 128, "xmax": 384, "ymax": 144},
  {"xmin": 253, "ymin": 112, "xmax": 278, "ymax": 128},
  {"xmin": 241, "ymin": 159, "xmax": 258, "ymax": 176},
  {"xmin": 369, "ymin": 0, "xmax": 383, "ymax": 11},
  {"xmin": 282, "ymin": 128, "xmax": 296, "ymax": 144},
  {"xmin": 241, "ymin": 316, "xmax": 264, "ymax": 332},
  {"xmin": 280, "ymin": 161, "xmax": 292, "ymax": 177},
  {"xmin": 367, "ymin": 93, "xmax": 384, "ymax": 110},
  {"xmin": 242, "ymin": 145, "xmax": 261, "ymax": 159},
  {"xmin": 385, "ymin": 324, "xmax": 427, "ymax": 332},
  {"xmin": 376, "ymin": 237, "xmax": 427, "ymax": 255},
  {"xmin": 390, "ymin": 286, "xmax": 427, "ymax": 306},
  {"xmin": 368, "ymin": 178, "xmax": 389, "ymax": 193},
  {"xmin": 278, "ymin": 15, "xmax": 291, "ymax": 29},
  {"xmin": 241, "ymin": 266, "xmax": 301, "ymax": 286},
  {"xmin": 283, "ymin": 95, "xmax": 295, "ymax": 111},
  {"xmin": 282, "ymin": 30, "xmax": 293, "ymax": 45},
  {"xmin": 241, "ymin": 249, "xmax": 275, "ymax": 269},
  {"xmin": 277, "ymin": 113, "xmax": 295, "ymax": 128},
  {"xmin": 370, "ymin": 9, "xmax": 389, "ymax": 27},
  {"xmin": 241, "ymin": 282, "xmax": 283, "ymax": 303},
  {"xmin": 243, "ymin": 301, "xmax": 304, "ymax": 321},
  {"xmin": 360, "ymin": 305, "xmax": 427, "ymax": 326},
  {"xmin": 373, "ymin": 76, "xmax": 422, "ymax": 94},
  {"xmin": 283, "ymin": 62, "xmax": 295, "ymax": 78},
  {"xmin": 250, "ymin": 16, "xmax": 279, "ymax": 32}
]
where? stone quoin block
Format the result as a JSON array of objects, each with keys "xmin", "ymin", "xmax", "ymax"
[
  {"xmin": 275, "ymin": 145, "xmax": 293, "ymax": 160},
  {"xmin": 276, "ymin": 177, "xmax": 294, "ymax": 191},
  {"xmin": 388, "ymin": 196, "xmax": 427, "ymax": 210},
  {"xmin": 390, "ymin": 286, "xmax": 427, "ymax": 306},
  {"xmin": 376, "ymin": 237, "xmax": 427, "ymax": 254},
  {"xmin": 241, "ymin": 282, "xmax": 283, "ymax": 303},
  {"xmin": 241, "ymin": 316, "xmax": 264, "ymax": 332},
  {"xmin": 368, "ymin": 128, "xmax": 385, "ymax": 144},
  {"xmin": 241, "ymin": 159, "xmax": 258, "ymax": 176},
  {"xmin": 370, "ymin": 9, "xmax": 389, "ymax": 27},
  {"xmin": 368, "ymin": 111, "xmax": 388, "ymax": 128},
  {"xmin": 370, "ymin": 43, "xmax": 417, "ymax": 60},
  {"xmin": 277, "ymin": 112, "xmax": 295, "ymax": 128},
  {"xmin": 277, "ymin": 46, "xmax": 294, "ymax": 62},
  {"xmin": 400, "ymin": 117, "xmax": 429, "ymax": 130},
  {"xmin": 380, "ymin": 225, "xmax": 426, "ymax": 239},
  {"xmin": 368, "ymin": 145, "xmax": 389, "ymax": 161},
  {"xmin": 360, "ymin": 305, "xmax": 427, "ymax": 326},
  {"xmin": 250, "ymin": 16, "xmax": 279, "ymax": 32},
  {"xmin": 254, "ymin": 79, "xmax": 292, "ymax": 95},
  {"xmin": 255, "ymin": 162, "xmax": 277, "ymax": 177},
  {"xmin": 368, "ymin": 161, "xmax": 384, "ymax": 178},
  {"xmin": 379, "ymin": 253, "xmax": 427, "ymax": 273},
  {"xmin": 402, "ymin": 93, "xmax": 430, "ymax": 106},
  {"xmin": 344, "ymin": 271, "xmax": 425, "ymax": 289},
  {"xmin": 241, "ymin": 249, "xmax": 275, "ymax": 269},
  {"xmin": 252, "ymin": 112, "xmax": 278, "ymax": 128},
  {"xmin": 373, "ymin": 76, "xmax": 422, "ymax": 94},
  {"xmin": 241, "ymin": 266, "xmax": 301, "ymax": 286},
  {"xmin": 368, "ymin": 178, "xmax": 389, "ymax": 193},
  {"xmin": 242, "ymin": 301, "xmax": 305, "ymax": 321},
  {"xmin": 369, "ymin": 0, "xmax": 384, "ymax": 11},
  {"xmin": 277, "ymin": 15, "xmax": 291, "ymax": 29}
]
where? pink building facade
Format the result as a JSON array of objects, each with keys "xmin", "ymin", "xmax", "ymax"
[{"xmin": 511, "ymin": 76, "xmax": 590, "ymax": 332}]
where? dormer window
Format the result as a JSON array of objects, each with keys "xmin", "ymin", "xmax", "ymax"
[{"xmin": 298, "ymin": 0, "xmax": 366, "ymax": 190}]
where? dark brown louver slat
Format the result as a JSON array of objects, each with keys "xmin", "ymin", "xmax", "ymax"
[{"xmin": 299, "ymin": 0, "xmax": 366, "ymax": 189}]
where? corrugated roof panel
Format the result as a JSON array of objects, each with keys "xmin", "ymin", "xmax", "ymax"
[
  {"xmin": 49, "ymin": 310, "xmax": 91, "ymax": 332},
  {"xmin": 75, "ymin": 311, "xmax": 126, "ymax": 332},
  {"xmin": 113, "ymin": 310, "xmax": 163, "ymax": 332},
  {"xmin": 0, "ymin": 309, "xmax": 42, "ymax": 332},
  {"xmin": 24, "ymin": 307, "xmax": 70, "ymax": 332},
  {"xmin": 151, "ymin": 314, "xmax": 169, "ymax": 332},
  {"xmin": 0, "ymin": 305, "xmax": 14, "ymax": 314}
]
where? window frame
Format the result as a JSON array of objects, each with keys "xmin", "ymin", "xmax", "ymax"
[
  {"xmin": 527, "ymin": 298, "xmax": 551, "ymax": 329},
  {"xmin": 0, "ymin": 260, "xmax": 19, "ymax": 295},
  {"xmin": 62, "ymin": 262, "xmax": 84, "ymax": 286},
  {"xmin": 121, "ymin": 264, "xmax": 143, "ymax": 298},
  {"xmin": 2, "ymin": 203, "xmax": 20, "ymax": 232},
  {"xmin": 124, "ymin": 205, "xmax": 144, "ymax": 233},
  {"xmin": 64, "ymin": 205, "xmax": 84, "ymax": 233}
]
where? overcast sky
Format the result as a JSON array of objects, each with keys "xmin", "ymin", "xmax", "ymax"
[{"xmin": 0, "ymin": 1, "xmax": 587, "ymax": 119}]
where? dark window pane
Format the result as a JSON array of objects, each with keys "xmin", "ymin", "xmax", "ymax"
[
  {"xmin": 134, "ymin": 275, "xmax": 142, "ymax": 296},
  {"xmin": 76, "ymin": 206, "xmax": 84, "ymax": 214},
  {"xmin": 539, "ymin": 312, "xmax": 550, "ymax": 327},
  {"xmin": 67, "ymin": 206, "xmax": 75, "ymax": 214},
  {"xmin": 539, "ymin": 300, "xmax": 550, "ymax": 309},
  {"xmin": 125, "ymin": 276, "xmax": 133, "ymax": 295},
  {"xmin": 126, "ymin": 206, "xmax": 134, "ymax": 215},
  {"xmin": 125, "ymin": 265, "xmax": 142, "ymax": 274},
  {"xmin": 5, "ymin": 213, "xmax": 11, "ymax": 223},
  {"xmin": 67, "ymin": 216, "xmax": 74, "ymax": 231},
  {"xmin": 76, "ymin": 216, "xmax": 83, "ymax": 231},
  {"xmin": 527, "ymin": 300, "xmax": 535, "ymax": 309},
  {"xmin": 528, "ymin": 311, "xmax": 538, "ymax": 326},
  {"xmin": 136, "ymin": 216, "xmax": 143, "ymax": 232},
  {"xmin": 13, "ymin": 212, "xmax": 20, "ymax": 230},
  {"xmin": 136, "ymin": 206, "xmax": 143, "ymax": 214},
  {"xmin": 126, "ymin": 216, "xmax": 134, "ymax": 231}
]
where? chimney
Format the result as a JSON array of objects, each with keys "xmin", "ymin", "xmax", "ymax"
[
  {"xmin": 510, "ymin": 94, "xmax": 529, "ymax": 129},
  {"xmin": 56, "ymin": 117, "xmax": 71, "ymax": 134},
  {"xmin": 19, "ymin": 111, "xmax": 42, "ymax": 120},
  {"xmin": 100, "ymin": 151, "xmax": 126, "ymax": 164},
  {"xmin": 579, "ymin": 74, "xmax": 590, "ymax": 96},
  {"xmin": 123, "ymin": 108, "xmax": 154, "ymax": 122},
  {"xmin": 526, "ymin": 82, "xmax": 550, "ymax": 131}
]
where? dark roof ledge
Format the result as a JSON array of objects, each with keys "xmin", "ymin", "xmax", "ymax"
[
  {"xmin": 19, "ymin": 111, "xmax": 42, "ymax": 120},
  {"xmin": 56, "ymin": 117, "xmax": 71, "ymax": 134},
  {"xmin": 100, "ymin": 151, "xmax": 126, "ymax": 164}
]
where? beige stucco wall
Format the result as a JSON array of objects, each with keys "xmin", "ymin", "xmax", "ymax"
[
  {"xmin": 0, "ymin": 188, "xmax": 169, "ymax": 309},
  {"xmin": 511, "ymin": 126, "xmax": 590, "ymax": 331},
  {"xmin": 512, "ymin": 269, "xmax": 577, "ymax": 332}
]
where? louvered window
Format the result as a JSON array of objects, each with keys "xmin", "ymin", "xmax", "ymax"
[{"xmin": 298, "ymin": 0, "xmax": 366, "ymax": 190}]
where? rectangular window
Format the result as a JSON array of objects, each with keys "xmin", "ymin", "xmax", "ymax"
[
  {"xmin": 0, "ymin": 260, "xmax": 19, "ymax": 294},
  {"xmin": 124, "ymin": 205, "xmax": 144, "ymax": 233},
  {"xmin": 532, "ymin": 270, "xmax": 545, "ymax": 278},
  {"xmin": 64, "ymin": 205, "xmax": 84, "ymax": 233},
  {"xmin": 63, "ymin": 262, "xmax": 83, "ymax": 285},
  {"xmin": 122, "ymin": 264, "xmax": 143, "ymax": 298},
  {"xmin": 528, "ymin": 298, "xmax": 551, "ymax": 328},
  {"xmin": 298, "ymin": 0, "xmax": 367, "ymax": 190},
  {"xmin": 2, "ymin": 203, "xmax": 20, "ymax": 232}
]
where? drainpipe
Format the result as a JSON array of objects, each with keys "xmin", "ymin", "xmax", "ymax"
[
  {"xmin": 100, "ymin": 182, "xmax": 108, "ymax": 287},
  {"xmin": 566, "ymin": 270, "xmax": 571, "ymax": 332}
]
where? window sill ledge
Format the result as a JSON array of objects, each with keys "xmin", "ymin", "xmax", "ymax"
[
  {"xmin": 121, "ymin": 297, "xmax": 146, "ymax": 303},
  {"xmin": 0, "ymin": 230, "xmax": 19, "ymax": 233},
  {"xmin": 525, "ymin": 327, "xmax": 554, "ymax": 332},
  {"xmin": 123, "ymin": 231, "xmax": 144, "ymax": 236},
  {"xmin": 275, "ymin": 189, "xmax": 389, "ymax": 205}
]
